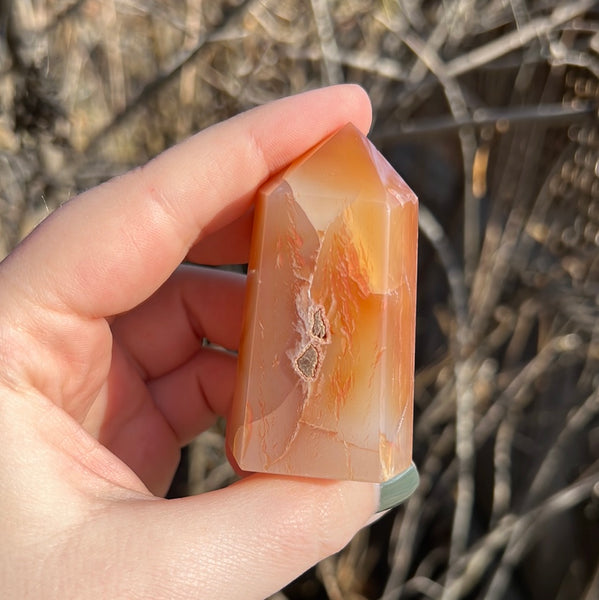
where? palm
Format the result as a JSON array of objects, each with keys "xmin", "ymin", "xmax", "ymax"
[
  {"xmin": 99, "ymin": 336, "xmax": 182, "ymax": 496},
  {"xmin": 63, "ymin": 265, "xmax": 244, "ymax": 497}
]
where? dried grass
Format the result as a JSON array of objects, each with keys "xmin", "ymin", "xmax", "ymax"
[{"xmin": 1, "ymin": 1, "xmax": 598, "ymax": 598}]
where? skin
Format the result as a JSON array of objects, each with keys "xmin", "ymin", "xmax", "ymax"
[{"xmin": 0, "ymin": 85, "xmax": 379, "ymax": 599}]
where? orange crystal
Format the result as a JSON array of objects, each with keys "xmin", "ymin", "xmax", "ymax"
[{"xmin": 227, "ymin": 123, "xmax": 418, "ymax": 482}]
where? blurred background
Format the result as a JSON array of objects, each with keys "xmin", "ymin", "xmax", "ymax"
[{"xmin": 1, "ymin": 1, "xmax": 598, "ymax": 598}]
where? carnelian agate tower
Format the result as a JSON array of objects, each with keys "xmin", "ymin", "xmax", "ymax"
[{"xmin": 228, "ymin": 123, "xmax": 418, "ymax": 482}]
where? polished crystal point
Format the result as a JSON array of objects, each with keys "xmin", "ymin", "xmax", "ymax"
[{"xmin": 227, "ymin": 123, "xmax": 418, "ymax": 482}]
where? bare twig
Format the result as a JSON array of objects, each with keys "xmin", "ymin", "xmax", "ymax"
[
  {"xmin": 286, "ymin": 46, "xmax": 408, "ymax": 82},
  {"xmin": 443, "ymin": 360, "xmax": 476, "ymax": 599},
  {"xmin": 485, "ymin": 467, "xmax": 599, "ymax": 600},
  {"xmin": 445, "ymin": 0, "xmax": 597, "ymax": 78},
  {"xmin": 310, "ymin": 0, "xmax": 343, "ymax": 85},
  {"xmin": 470, "ymin": 62, "xmax": 569, "ymax": 339},
  {"xmin": 526, "ymin": 384, "xmax": 599, "ymax": 506},
  {"xmin": 383, "ymin": 426, "xmax": 456, "ymax": 596},
  {"xmin": 41, "ymin": 0, "xmax": 88, "ymax": 34},
  {"xmin": 375, "ymin": 101, "xmax": 597, "ymax": 141},
  {"xmin": 401, "ymin": 29, "xmax": 479, "ymax": 284},
  {"xmin": 445, "ymin": 470, "xmax": 598, "ymax": 599},
  {"xmin": 418, "ymin": 205, "xmax": 469, "ymax": 335},
  {"xmin": 317, "ymin": 556, "xmax": 343, "ymax": 600},
  {"xmin": 399, "ymin": 29, "xmax": 478, "ymax": 593},
  {"xmin": 84, "ymin": 0, "xmax": 255, "ymax": 155}
]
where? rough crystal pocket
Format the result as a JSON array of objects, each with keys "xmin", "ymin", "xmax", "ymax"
[{"xmin": 227, "ymin": 123, "xmax": 418, "ymax": 483}]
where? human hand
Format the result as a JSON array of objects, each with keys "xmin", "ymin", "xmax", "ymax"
[{"xmin": 0, "ymin": 86, "xmax": 379, "ymax": 599}]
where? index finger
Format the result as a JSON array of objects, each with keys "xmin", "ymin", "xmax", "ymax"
[{"xmin": 2, "ymin": 85, "xmax": 372, "ymax": 318}]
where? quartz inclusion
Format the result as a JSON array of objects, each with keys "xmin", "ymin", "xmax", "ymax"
[{"xmin": 227, "ymin": 123, "xmax": 418, "ymax": 482}]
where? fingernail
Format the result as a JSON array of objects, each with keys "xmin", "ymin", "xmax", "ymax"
[{"xmin": 376, "ymin": 463, "xmax": 419, "ymax": 513}]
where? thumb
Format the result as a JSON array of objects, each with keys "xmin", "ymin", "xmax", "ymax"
[{"xmin": 78, "ymin": 476, "xmax": 378, "ymax": 599}]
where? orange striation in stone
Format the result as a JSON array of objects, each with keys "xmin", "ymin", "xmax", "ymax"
[{"xmin": 227, "ymin": 123, "xmax": 418, "ymax": 482}]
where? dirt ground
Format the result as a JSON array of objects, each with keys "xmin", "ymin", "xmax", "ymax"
[{"xmin": 1, "ymin": 1, "xmax": 598, "ymax": 598}]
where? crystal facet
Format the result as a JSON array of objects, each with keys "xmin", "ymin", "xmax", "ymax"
[{"xmin": 227, "ymin": 123, "xmax": 418, "ymax": 483}]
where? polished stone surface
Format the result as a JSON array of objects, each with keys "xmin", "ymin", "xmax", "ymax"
[{"xmin": 228, "ymin": 123, "xmax": 418, "ymax": 482}]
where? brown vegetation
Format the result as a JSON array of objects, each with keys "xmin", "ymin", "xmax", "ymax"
[{"xmin": 1, "ymin": 1, "xmax": 598, "ymax": 598}]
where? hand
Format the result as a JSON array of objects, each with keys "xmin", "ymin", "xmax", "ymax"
[{"xmin": 0, "ymin": 85, "xmax": 378, "ymax": 599}]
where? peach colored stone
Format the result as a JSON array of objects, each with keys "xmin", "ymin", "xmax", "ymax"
[{"xmin": 227, "ymin": 123, "xmax": 418, "ymax": 482}]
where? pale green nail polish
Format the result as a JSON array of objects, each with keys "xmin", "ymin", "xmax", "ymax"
[{"xmin": 377, "ymin": 463, "xmax": 419, "ymax": 512}]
